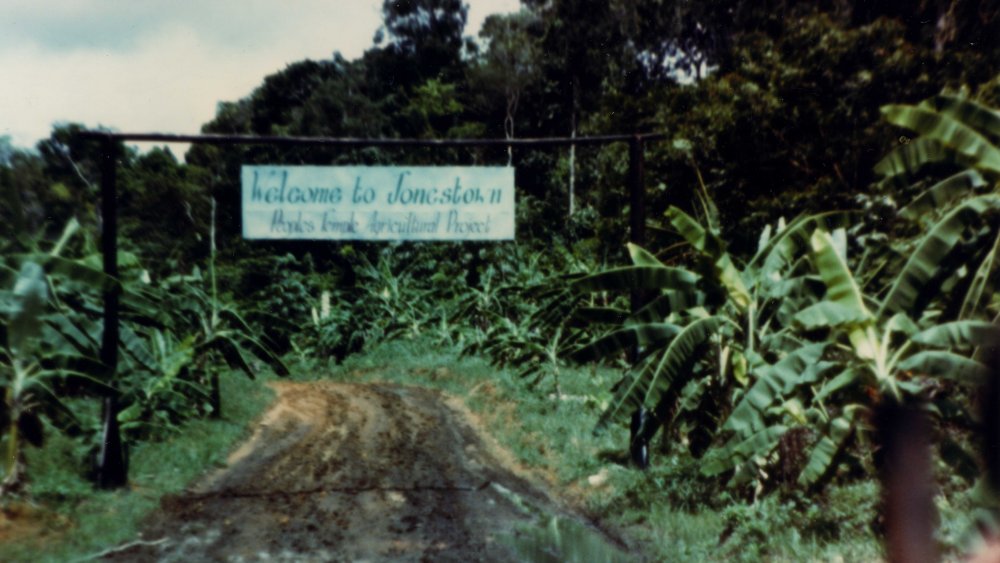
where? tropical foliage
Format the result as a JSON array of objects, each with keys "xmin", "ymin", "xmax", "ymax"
[{"xmin": 2, "ymin": 0, "xmax": 1000, "ymax": 558}]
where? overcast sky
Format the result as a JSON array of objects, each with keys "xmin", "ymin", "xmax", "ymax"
[{"xmin": 0, "ymin": 0, "xmax": 520, "ymax": 152}]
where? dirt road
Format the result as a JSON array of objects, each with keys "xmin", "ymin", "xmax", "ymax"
[{"xmin": 108, "ymin": 381, "xmax": 631, "ymax": 562}]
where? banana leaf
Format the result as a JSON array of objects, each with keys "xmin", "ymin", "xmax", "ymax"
[
  {"xmin": 626, "ymin": 290, "xmax": 705, "ymax": 324},
  {"xmin": 925, "ymin": 94, "xmax": 1000, "ymax": 143},
  {"xmin": 594, "ymin": 316, "xmax": 722, "ymax": 434},
  {"xmin": 721, "ymin": 343, "xmax": 830, "ymax": 436},
  {"xmin": 701, "ymin": 425, "xmax": 788, "ymax": 477},
  {"xmin": 666, "ymin": 206, "xmax": 751, "ymax": 310},
  {"xmin": 881, "ymin": 104, "xmax": 1000, "ymax": 173},
  {"xmin": 898, "ymin": 170, "xmax": 988, "ymax": 222},
  {"xmin": 798, "ymin": 410, "xmax": 858, "ymax": 487},
  {"xmin": 875, "ymin": 138, "xmax": 977, "ymax": 183},
  {"xmin": 879, "ymin": 195, "xmax": 1000, "ymax": 318},
  {"xmin": 571, "ymin": 265, "xmax": 699, "ymax": 293},
  {"xmin": 570, "ymin": 322, "xmax": 681, "ymax": 363},
  {"xmin": 910, "ymin": 320, "xmax": 1000, "ymax": 349},
  {"xmin": 810, "ymin": 230, "xmax": 878, "ymax": 360},
  {"xmin": 897, "ymin": 351, "xmax": 988, "ymax": 383}
]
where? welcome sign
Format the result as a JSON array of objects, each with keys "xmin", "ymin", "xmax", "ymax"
[{"xmin": 241, "ymin": 165, "xmax": 515, "ymax": 241}]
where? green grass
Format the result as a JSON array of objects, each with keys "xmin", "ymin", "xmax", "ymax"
[
  {"xmin": 303, "ymin": 337, "xmax": 886, "ymax": 561},
  {"xmin": 0, "ymin": 370, "xmax": 274, "ymax": 563}
]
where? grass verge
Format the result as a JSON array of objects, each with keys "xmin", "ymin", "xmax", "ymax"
[{"xmin": 0, "ymin": 370, "xmax": 274, "ymax": 563}]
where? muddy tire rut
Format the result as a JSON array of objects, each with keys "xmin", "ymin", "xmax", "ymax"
[{"xmin": 107, "ymin": 381, "xmax": 630, "ymax": 562}]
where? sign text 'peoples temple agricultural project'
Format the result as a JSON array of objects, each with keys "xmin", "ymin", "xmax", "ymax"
[{"xmin": 241, "ymin": 165, "xmax": 515, "ymax": 241}]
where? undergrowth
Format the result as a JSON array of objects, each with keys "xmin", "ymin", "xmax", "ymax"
[{"xmin": 4, "ymin": 338, "xmax": 986, "ymax": 561}]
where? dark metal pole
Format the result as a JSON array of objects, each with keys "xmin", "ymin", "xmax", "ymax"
[
  {"xmin": 628, "ymin": 134, "xmax": 649, "ymax": 469},
  {"xmin": 97, "ymin": 137, "xmax": 127, "ymax": 489},
  {"xmin": 628, "ymin": 134, "xmax": 647, "ymax": 343}
]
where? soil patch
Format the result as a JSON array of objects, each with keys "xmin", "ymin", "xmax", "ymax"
[{"xmin": 106, "ymin": 381, "xmax": 631, "ymax": 561}]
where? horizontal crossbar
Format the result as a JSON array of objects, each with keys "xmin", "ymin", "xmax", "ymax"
[{"xmin": 78, "ymin": 130, "xmax": 667, "ymax": 148}]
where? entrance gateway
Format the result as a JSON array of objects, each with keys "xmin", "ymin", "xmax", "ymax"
[{"xmin": 78, "ymin": 129, "xmax": 665, "ymax": 488}]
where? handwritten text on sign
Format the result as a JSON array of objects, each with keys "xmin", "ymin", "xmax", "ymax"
[{"xmin": 241, "ymin": 165, "xmax": 515, "ymax": 241}]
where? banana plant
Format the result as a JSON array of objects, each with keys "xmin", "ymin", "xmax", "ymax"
[
  {"xmin": 569, "ymin": 191, "xmax": 846, "ymax": 474},
  {"xmin": 702, "ymin": 96, "xmax": 1000, "ymax": 491},
  {"xmin": 158, "ymin": 270, "xmax": 289, "ymax": 418},
  {"xmin": 173, "ymin": 198, "xmax": 288, "ymax": 417},
  {"xmin": 724, "ymin": 214, "xmax": 1000, "ymax": 492},
  {"xmin": 0, "ymin": 259, "xmax": 113, "ymax": 495},
  {"xmin": 878, "ymin": 93, "xmax": 1000, "ymax": 185},
  {"xmin": 876, "ymin": 93, "xmax": 1000, "ymax": 321},
  {"xmin": 116, "ymin": 329, "xmax": 210, "ymax": 436}
]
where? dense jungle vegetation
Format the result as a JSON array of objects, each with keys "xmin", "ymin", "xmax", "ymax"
[{"xmin": 3, "ymin": 0, "xmax": 1000, "ymax": 559}]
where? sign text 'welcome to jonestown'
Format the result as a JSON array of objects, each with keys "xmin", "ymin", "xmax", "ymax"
[{"xmin": 241, "ymin": 165, "xmax": 515, "ymax": 241}]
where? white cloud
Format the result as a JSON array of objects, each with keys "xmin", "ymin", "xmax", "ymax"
[{"xmin": 1, "ymin": 0, "xmax": 521, "ymax": 154}]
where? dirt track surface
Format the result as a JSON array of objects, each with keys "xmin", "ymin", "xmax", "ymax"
[{"xmin": 108, "ymin": 381, "xmax": 629, "ymax": 562}]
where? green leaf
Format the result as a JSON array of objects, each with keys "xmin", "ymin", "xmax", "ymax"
[
  {"xmin": 960, "ymin": 230, "xmax": 1000, "ymax": 321},
  {"xmin": 926, "ymin": 94, "xmax": 1000, "ymax": 144},
  {"xmin": 571, "ymin": 323, "xmax": 680, "ymax": 363},
  {"xmin": 881, "ymin": 104, "xmax": 1000, "ymax": 173},
  {"xmin": 752, "ymin": 212, "xmax": 853, "ymax": 275},
  {"xmin": 721, "ymin": 343, "xmax": 829, "ymax": 436},
  {"xmin": 120, "ymin": 323, "xmax": 159, "ymax": 373},
  {"xmin": 16, "ymin": 254, "xmax": 118, "ymax": 291},
  {"xmin": 217, "ymin": 307, "xmax": 256, "ymax": 335},
  {"xmin": 875, "ymin": 138, "xmax": 978, "ymax": 182},
  {"xmin": 118, "ymin": 402, "xmax": 145, "ymax": 424},
  {"xmin": 810, "ymin": 230, "xmax": 878, "ymax": 359},
  {"xmin": 8, "ymin": 261, "xmax": 48, "ymax": 356},
  {"xmin": 571, "ymin": 266, "xmax": 699, "ymax": 293},
  {"xmin": 627, "ymin": 243, "xmax": 665, "ymax": 267},
  {"xmin": 940, "ymin": 436, "xmax": 980, "ymax": 483},
  {"xmin": 701, "ymin": 425, "xmax": 788, "ymax": 477},
  {"xmin": 799, "ymin": 414, "xmax": 855, "ymax": 487},
  {"xmin": 594, "ymin": 316, "xmax": 722, "ymax": 433},
  {"xmin": 795, "ymin": 301, "xmax": 871, "ymax": 330},
  {"xmin": 879, "ymin": 195, "xmax": 1000, "ymax": 318},
  {"xmin": 205, "ymin": 335, "xmax": 255, "ymax": 379},
  {"xmin": 236, "ymin": 334, "xmax": 290, "ymax": 377},
  {"xmin": 885, "ymin": 313, "xmax": 920, "ymax": 337},
  {"xmin": 898, "ymin": 170, "xmax": 988, "ymax": 222},
  {"xmin": 626, "ymin": 291, "xmax": 704, "ymax": 324},
  {"xmin": 911, "ymin": 321, "xmax": 1000, "ymax": 349},
  {"xmin": 898, "ymin": 351, "xmax": 988, "ymax": 383},
  {"xmin": 813, "ymin": 368, "xmax": 858, "ymax": 404},
  {"xmin": 666, "ymin": 206, "xmax": 751, "ymax": 309},
  {"xmin": 666, "ymin": 206, "xmax": 710, "ymax": 251}
]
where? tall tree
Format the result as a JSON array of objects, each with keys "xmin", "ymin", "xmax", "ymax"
[
  {"xmin": 377, "ymin": 0, "xmax": 469, "ymax": 84},
  {"xmin": 475, "ymin": 11, "xmax": 543, "ymax": 165}
]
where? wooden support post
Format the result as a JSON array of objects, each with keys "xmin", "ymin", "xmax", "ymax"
[
  {"xmin": 97, "ymin": 136, "xmax": 127, "ymax": 489},
  {"xmin": 628, "ymin": 134, "xmax": 649, "ymax": 469},
  {"xmin": 628, "ymin": 135, "xmax": 646, "ymax": 337}
]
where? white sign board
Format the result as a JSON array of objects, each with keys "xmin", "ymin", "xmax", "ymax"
[{"xmin": 241, "ymin": 165, "xmax": 515, "ymax": 241}]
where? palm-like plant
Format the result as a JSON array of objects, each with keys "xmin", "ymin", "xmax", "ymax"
[
  {"xmin": 0, "ymin": 227, "xmax": 116, "ymax": 494},
  {"xmin": 569, "ymin": 182, "xmax": 846, "ymax": 476},
  {"xmin": 875, "ymin": 93, "xmax": 1000, "ymax": 319},
  {"xmin": 571, "ymin": 104, "xmax": 1000, "ymax": 492},
  {"xmin": 771, "ymin": 224, "xmax": 1000, "ymax": 488},
  {"xmin": 702, "ymin": 92, "xmax": 1000, "ymax": 489}
]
